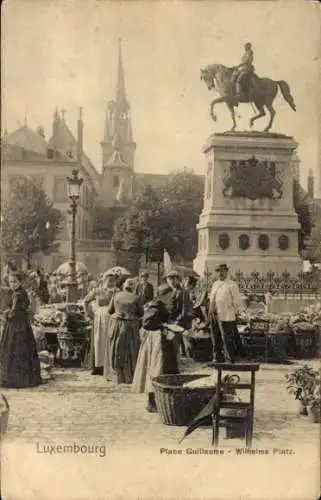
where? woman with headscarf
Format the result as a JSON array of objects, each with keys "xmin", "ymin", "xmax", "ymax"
[
  {"xmin": 0, "ymin": 271, "xmax": 41, "ymax": 388},
  {"xmin": 84, "ymin": 273, "xmax": 118, "ymax": 375},
  {"xmin": 107, "ymin": 278, "xmax": 143, "ymax": 384}
]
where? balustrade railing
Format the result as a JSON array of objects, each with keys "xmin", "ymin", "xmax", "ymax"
[{"xmin": 200, "ymin": 270, "xmax": 321, "ymax": 298}]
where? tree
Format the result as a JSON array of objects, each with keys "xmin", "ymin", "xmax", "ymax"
[
  {"xmin": 302, "ymin": 201, "xmax": 321, "ymax": 263},
  {"xmin": 93, "ymin": 206, "xmax": 120, "ymax": 240},
  {"xmin": 113, "ymin": 169, "xmax": 204, "ymax": 264},
  {"xmin": 293, "ymin": 179, "xmax": 313, "ymax": 252},
  {"xmin": 1, "ymin": 176, "xmax": 63, "ymax": 268},
  {"xmin": 113, "ymin": 185, "xmax": 171, "ymax": 261},
  {"xmin": 157, "ymin": 168, "xmax": 204, "ymax": 261}
]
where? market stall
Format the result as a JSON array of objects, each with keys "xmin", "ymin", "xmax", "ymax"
[{"xmin": 33, "ymin": 302, "xmax": 91, "ymax": 367}]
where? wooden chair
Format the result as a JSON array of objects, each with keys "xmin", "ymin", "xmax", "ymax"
[{"xmin": 211, "ymin": 363, "xmax": 260, "ymax": 448}]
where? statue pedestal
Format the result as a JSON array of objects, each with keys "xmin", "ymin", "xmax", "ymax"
[{"xmin": 193, "ymin": 132, "xmax": 302, "ymax": 276}]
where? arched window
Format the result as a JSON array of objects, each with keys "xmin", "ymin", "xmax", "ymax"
[
  {"xmin": 258, "ymin": 234, "xmax": 270, "ymax": 250},
  {"xmin": 239, "ymin": 234, "xmax": 250, "ymax": 250},
  {"xmin": 279, "ymin": 235, "xmax": 290, "ymax": 250},
  {"xmin": 219, "ymin": 233, "xmax": 230, "ymax": 250}
]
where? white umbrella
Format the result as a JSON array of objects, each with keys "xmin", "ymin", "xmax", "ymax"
[
  {"xmin": 103, "ymin": 266, "xmax": 131, "ymax": 278},
  {"xmin": 55, "ymin": 261, "xmax": 88, "ymax": 275}
]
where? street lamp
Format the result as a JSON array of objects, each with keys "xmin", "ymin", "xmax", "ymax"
[{"xmin": 66, "ymin": 169, "xmax": 83, "ymax": 303}]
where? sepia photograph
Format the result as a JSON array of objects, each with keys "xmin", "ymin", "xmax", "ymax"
[{"xmin": 1, "ymin": 0, "xmax": 320, "ymax": 498}]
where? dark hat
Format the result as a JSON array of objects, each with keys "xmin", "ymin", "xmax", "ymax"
[
  {"xmin": 215, "ymin": 263, "xmax": 229, "ymax": 272},
  {"xmin": 142, "ymin": 299, "xmax": 169, "ymax": 331}
]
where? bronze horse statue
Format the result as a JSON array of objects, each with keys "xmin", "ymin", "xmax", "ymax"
[{"xmin": 200, "ymin": 64, "xmax": 296, "ymax": 132}]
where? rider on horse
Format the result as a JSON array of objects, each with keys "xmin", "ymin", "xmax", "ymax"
[{"xmin": 231, "ymin": 42, "xmax": 255, "ymax": 100}]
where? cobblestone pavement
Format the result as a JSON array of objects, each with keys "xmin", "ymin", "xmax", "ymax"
[{"xmin": 1, "ymin": 359, "xmax": 320, "ymax": 500}]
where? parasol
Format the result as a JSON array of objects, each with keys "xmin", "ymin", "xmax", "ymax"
[
  {"xmin": 103, "ymin": 266, "xmax": 131, "ymax": 279},
  {"xmin": 55, "ymin": 261, "xmax": 88, "ymax": 275}
]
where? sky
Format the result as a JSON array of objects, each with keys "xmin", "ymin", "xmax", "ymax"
[{"xmin": 2, "ymin": 0, "xmax": 320, "ymax": 193}]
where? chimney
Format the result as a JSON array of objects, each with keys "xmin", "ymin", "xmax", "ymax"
[
  {"xmin": 77, "ymin": 107, "xmax": 83, "ymax": 167},
  {"xmin": 307, "ymin": 168, "xmax": 314, "ymax": 199}
]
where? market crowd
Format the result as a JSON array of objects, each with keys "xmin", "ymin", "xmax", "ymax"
[{"xmin": 0, "ymin": 258, "xmax": 249, "ymax": 408}]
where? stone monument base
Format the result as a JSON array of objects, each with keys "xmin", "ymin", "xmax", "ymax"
[{"xmin": 193, "ymin": 131, "xmax": 302, "ymax": 277}]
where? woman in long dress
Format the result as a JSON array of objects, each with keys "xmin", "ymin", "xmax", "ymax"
[
  {"xmin": 160, "ymin": 270, "xmax": 192, "ymax": 369},
  {"xmin": 132, "ymin": 289, "xmax": 185, "ymax": 412},
  {"xmin": 84, "ymin": 274, "xmax": 118, "ymax": 375},
  {"xmin": 132, "ymin": 297, "xmax": 169, "ymax": 412},
  {"xmin": 0, "ymin": 272, "xmax": 41, "ymax": 388},
  {"xmin": 107, "ymin": 278, "xmax": 143, "ymax": 384}
]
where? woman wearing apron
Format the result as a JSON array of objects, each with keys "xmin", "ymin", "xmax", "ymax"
[
  {"xmin": 107, "ymin": 278, "xmax": 143, "ymax": 384},
  {"xmin": 84, "ymin": 273, "xmax": 118, "ymax": 375}
]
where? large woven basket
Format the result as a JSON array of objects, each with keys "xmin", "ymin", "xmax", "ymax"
[{"xmin": 152, "ymin": 374, "xmax": 216, "ymax": 426}]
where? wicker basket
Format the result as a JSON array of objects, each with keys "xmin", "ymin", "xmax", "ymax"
[{"xmin": 152, "ymin": 374, "xmax": 216, "ymax": 426}]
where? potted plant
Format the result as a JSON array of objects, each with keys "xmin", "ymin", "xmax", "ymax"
[
  {"xmin": 307, "ymin": 387, "xmax": 321, "ymax": 423},
  {"xmin": 285, "ymin": 364, "xmax": 319, "ymax": 416}
]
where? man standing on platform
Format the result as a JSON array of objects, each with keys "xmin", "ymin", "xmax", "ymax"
[
  {"xmin": 135, "ymin": 271, "xmax": 154, "ymax": 306},
  {"xmin": 209, "ymin": 264, "xmax": 245, "ymax": 363}
]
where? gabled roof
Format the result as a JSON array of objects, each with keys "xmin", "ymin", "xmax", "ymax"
[
  {"xmin": 48, "ymin": 115, "xmax": 101, "ymax": 191},
  {"xmin": 4, "ymin": 125, "xmax": 48, "ymax": 156}
]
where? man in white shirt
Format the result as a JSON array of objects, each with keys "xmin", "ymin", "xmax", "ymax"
[{"xmin": 209, "ymin": 263, "xmax": 245, "ymax": 363}]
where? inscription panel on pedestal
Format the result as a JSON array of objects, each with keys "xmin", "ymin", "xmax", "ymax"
[{"xmin": 222, "ymin": 156, "xmax": 283, "ymax": 201}]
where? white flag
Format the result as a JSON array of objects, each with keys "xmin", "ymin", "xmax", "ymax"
[
  {"xmin": 163, "ymin": 249, "xmax": 172, "ymax": 273},
  {"xmin": 116, "ymin": 177, "xmax": 124, "ymax": 202}
]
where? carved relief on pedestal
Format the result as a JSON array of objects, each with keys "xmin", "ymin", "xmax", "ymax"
[{"xmin": 222, "ymin": 156, "xmax": 283, "ymax": 200}]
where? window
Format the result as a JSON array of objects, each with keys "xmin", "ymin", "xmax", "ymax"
[
  {"xmin": 258, "ymin": 234, "xmax": 270, "ymax": 250},
  {"xmin": 219, "ymin": 233, "xmax": 230, "ymax": 250},
  {"xmin": 113, "ymin": 175, "xmax": 120, "ymax": 188},
  {"xmin": 279, "ymin": 235, "xmax": 290, "ymax": 251},
  {"xmin": 239, "ymin": 234, "xmax": 250, "ymax": 250}
]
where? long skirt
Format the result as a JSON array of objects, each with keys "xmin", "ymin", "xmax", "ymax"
[
  {"xmin": 0, "ymin": 316, "xmax": 41, "ymax": 388},
  {"xmin": 209, "ymin": 313, "xmax": 244, "ymax": 363},
  {"xmin": 132, "ymin": 329, "xmax": 163, "ymax": 394},
  {"xmin": 108, "ymin": 317, "xmax": 140, "ymax": 384},
  {"xmin": 94, "ymin": 306, "xmax": 110, "ymax": 368}
]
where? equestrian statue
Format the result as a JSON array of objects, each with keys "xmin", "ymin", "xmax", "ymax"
[{"xmin": 200, "ymin": 43, "xmax": 296, "ymax": 132}]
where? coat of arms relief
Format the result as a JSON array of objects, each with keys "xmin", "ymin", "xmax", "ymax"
[{"xmin": 222, "ymin": 156, "xmax": 283, "ymax": 200}]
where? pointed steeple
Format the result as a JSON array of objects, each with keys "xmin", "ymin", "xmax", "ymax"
[{"xmin": 116, "ymin": 38, "xmax": 128, "ymax": 110}]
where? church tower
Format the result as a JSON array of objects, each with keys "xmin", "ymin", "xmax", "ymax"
[{"xmin": 100, "ymin": 39, "xmax": 136, "ymax": 207}]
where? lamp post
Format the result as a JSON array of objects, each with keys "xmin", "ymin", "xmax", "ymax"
[{"xmin": 66, "ymin": 169, "xmax": 83, "ymax": 303}]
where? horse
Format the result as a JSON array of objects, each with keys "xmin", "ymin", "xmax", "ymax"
[{"xmin": 200, "ymin": 64, "xmax": 296, "ymax": 132}]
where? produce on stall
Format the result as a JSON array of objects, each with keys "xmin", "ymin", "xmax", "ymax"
[
  {"xmin": 183, "ymin": 301, "xmax": 320, "ymax": 363},
  {"xmin": 32, "ymin": 303, "xmax": 91, "ymax": 366}
]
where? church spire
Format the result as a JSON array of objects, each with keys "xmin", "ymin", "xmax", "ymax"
[{"xmin": 116, "ymin": 38, "xmax": 128, "ymax": 108}]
